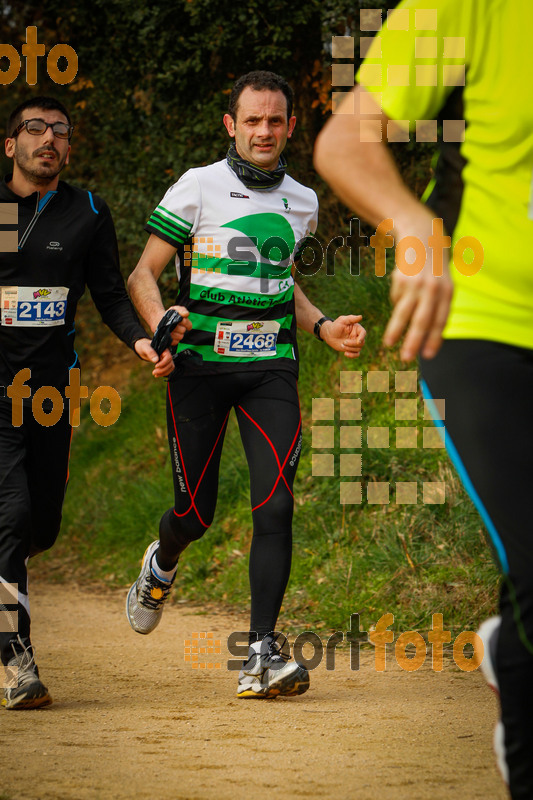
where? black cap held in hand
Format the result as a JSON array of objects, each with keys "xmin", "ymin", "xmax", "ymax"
[{"xmin": 150, "ymin": 309, "xmax": 183, "ymax": 356}]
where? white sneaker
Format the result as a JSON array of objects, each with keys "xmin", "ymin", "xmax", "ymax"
[
  {"xmin": 478, "ymin": 616, "xmax": 509, "ymax": 785},
  {"xmin": 237, "ymin": 635, "xmax": 309, "ymax": 699},
  {"xmin": 2, "ymin": 637, "xmax": 52, "ymax": 710},
  {"xmin": 126, "ymin": 542, "xmax": 174, "ymax": 635}
]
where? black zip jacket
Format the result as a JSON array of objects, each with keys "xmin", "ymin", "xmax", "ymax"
[{"xmin": 0, "ymin": 176, "xmax": 146, "ymax": 396}]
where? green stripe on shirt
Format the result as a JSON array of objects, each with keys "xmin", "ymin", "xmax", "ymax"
[
  {"xmin": 190, "ymin": 256, "xmax": 290, "ymax": 280},
  {"xmin": 187, "ymin": 311, "xmax": 293, "ymax": 333},
  {"xmin": 148, "ymin": 212, "xmax": 190, "ymax": 243},
  {"xmin": 155, "ymin": 205, "xmax": 193, "ymax": 231}
]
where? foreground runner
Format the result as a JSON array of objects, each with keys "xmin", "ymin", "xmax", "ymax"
[
  {"xmin": 0, "ymin": 96, "xmax": 172, "ymax": 710},
  {"xmin": 126, "ymin": 70, "xmax": 366, "ymax": 698},
  {"xmin": 315, "ymin": 1, "xmax": 533, "ymax": 795}
]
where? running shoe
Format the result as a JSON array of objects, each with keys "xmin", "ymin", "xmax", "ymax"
[
  {"xmin": 237, "ymin": 635, "xmax": 310, "ymax": 699},
  {"xmin": 478, "ymin": 616, "xmax": 509, "ymax": 785},
  {"xmin": 2, "ymin": 637, "xmax": 52, "ymax": 710},
  {"xmin": 126, "ymin": 541, "xmax": 174, "ymax": 634}
]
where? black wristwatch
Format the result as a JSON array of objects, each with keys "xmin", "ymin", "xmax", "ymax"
[{"xmin": 314, "ymin": 316, "xmax": 333, "ymax": 342}]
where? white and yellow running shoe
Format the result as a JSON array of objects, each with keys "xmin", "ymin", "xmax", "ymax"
[
  {"xmin": 126, "ymin": 541, "xmax": 174, "ymax": 635},
  {"xmin": 237, "ymin": 635, "xmax": 309, "ymax": 699}
]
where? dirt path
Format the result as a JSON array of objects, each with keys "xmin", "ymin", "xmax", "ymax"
[{"xmin": 1, "ymin": 582, "xmax": 507, "ymax": 800}]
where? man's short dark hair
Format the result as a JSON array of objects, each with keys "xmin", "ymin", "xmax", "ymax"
[
  {"xmin": 7, "ymin": 96, "xmax": 71, "ymax": 139},
  {"xmin": 228, "ymin": 71, "xmax": 293, "ymax": 121}
]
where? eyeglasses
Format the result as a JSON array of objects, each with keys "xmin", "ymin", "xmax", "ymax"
[{"xmin": 10, "ymin": 118, "xmax": 74, "ymax": 140}]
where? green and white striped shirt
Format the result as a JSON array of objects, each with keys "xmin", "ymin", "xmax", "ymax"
[{"xmin": 145, "ymin": 158, "xmax": 318, "ymax": 374}]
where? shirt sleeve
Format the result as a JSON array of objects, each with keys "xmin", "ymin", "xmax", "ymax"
[
  {"xmin": 144, "ymin": 169, "xmax": 202, "ymax": 247},
  {"xmin": 86, "ymin": 196, "xmax": 147, "ymax": 349},
  {"xmin": 356, "ymin": 0, "xmax": 472, "ymax": 129}
]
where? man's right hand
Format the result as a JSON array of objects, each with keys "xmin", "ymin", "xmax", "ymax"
[
  {"xmin": 150, "ymin": 305, "xmax": 192, "ymax": 377},
  {"xmin": 159, "ymin": 305, "xmax": 192, "ymax": 346},
  {"xmin": 135, "ymin": 305, "xmax": 192, "ymax": 378},
  {"xmin": 383, "ymin": 247, "xmax": 454, "ymax": 363}
]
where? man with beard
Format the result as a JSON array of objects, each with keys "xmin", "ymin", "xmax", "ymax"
[{"xmin": 0, "ymin": 96, "xmax": 181, "ymax": 709}]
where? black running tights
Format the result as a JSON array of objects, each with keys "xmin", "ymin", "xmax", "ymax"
[
  {"xmin": 421, "ymin": 339, "xmax": 533, "ymax": 799},
  {"xmin": 0, "ymin": 400, "xmax": 71, "ymax": 665},
  {"xmin": 158, "ymin": 369, "xmax": 302, "ymax": 641}
]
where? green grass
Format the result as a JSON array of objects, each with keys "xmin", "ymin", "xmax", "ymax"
[{"xmin": 43, "ymin": 253, "xmax": 500, "ymax": 638}]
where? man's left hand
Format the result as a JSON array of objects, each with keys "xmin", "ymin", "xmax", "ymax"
[
  {"xmin": 134, "ymin": 337, "xmax": 175, "ymax": 377},
  {"xmin": 321, "ymin": 315, "xmax": 367, "ymax": 358}
]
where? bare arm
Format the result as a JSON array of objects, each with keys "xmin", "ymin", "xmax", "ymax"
[
  {"xmin": 128, "ymin": 236, "xmax": 183, "ymax": 332},
  {"xmin": 293, "ymin": 277, "xmax": 366, "ymax": 358},
  {"xmin": 314, "ymin": 85, "xmax": 453, "ymax": 362},
  {"xmin": 128, "ymin": 234, "xmax": 192, "ymax": 376}
]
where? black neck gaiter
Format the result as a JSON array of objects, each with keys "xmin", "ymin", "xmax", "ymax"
[{"xmin": 226, "ymin": 141, "xmax": 287, "ymax": 190}]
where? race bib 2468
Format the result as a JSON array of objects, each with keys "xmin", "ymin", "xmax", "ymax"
[{"xmin": 214, "ymin": 320, "xmax": 280, "ymax": 357}]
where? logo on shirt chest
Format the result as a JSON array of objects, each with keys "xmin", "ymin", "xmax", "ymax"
[{"xmin": 46, "ymin": 241, "xmax": 63, "ymax": 251}]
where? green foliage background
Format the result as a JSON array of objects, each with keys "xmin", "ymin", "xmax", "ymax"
[{"xmin": 0, "ymin": 1, "xmax": 499, "ymax": 635}]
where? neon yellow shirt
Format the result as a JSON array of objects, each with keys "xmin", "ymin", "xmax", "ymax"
[{"xmin": 357, "ymin": 0, "xmax": 533, "ymax": 349}]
